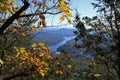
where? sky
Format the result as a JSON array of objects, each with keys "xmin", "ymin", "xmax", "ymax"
[
  {"xmin": 15, "ymin": 0, "xmax": 97, "ymax": 28},
  {"xmin": 46, "ymin": 0, "xmax": 97, "ymax": 27},
  {"xmin": 70, "ymin": 0, "xmax": 97, "ymax": 18}
]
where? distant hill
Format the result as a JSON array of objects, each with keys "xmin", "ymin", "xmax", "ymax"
[
  {"xmin": 32, "ymin": 27, "xmax": 75, "ymax": 46},
  {"xmin": 57, "ymin": 39, "xmax": 96, "ymax": 56}
]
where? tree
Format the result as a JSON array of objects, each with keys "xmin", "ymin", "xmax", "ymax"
[
  {"xmin": 0, "ymin": 0, "xmax": 73, "ymax": 79},
  {"xmin": 73, "ymin": 0, "xmax": 120, "ymax": 79}
]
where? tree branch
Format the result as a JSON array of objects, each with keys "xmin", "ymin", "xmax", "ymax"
[
  {"xmin": 0, "ymin": 1, "xmax": 30, "ymax": 34},
  {"xmin": 19, "ymin": 11, "xmax": 62, "ymax": 17}
]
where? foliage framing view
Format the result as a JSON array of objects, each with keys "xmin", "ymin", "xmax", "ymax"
[
  {"xmin": 0, "ymin": 0, "xmax": 73, "ymax": 80},
  {"xmin": 0, "ymin": 0, "xmax": 120, "ymax": 80}
]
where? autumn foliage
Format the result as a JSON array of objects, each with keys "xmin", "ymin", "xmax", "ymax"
[
  {"xmin": 0, "ymin": 0, "xmax": 74, "ymax": 79},
  {"xmin": 4, "ymin": 42, "xmax": 72, "ymax": 79}
]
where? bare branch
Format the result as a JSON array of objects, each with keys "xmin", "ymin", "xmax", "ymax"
[{"xmin": 0, "ymin": 1, "xmax": 30, "ymax": 34}]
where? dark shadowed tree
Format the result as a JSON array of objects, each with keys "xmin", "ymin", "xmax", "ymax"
[{"xmin": 73, "ymin": 0, "xmax": 120, "ymax": 79}]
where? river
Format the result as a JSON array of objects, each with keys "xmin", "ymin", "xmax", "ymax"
[{"xmin": 50, "ymin": 36, "xmax": 76, "ymax": 52}]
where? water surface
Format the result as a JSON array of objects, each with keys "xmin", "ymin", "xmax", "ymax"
[{"xmin": 50, "ymin": 36, "xmax": 76, "ymax": 52}]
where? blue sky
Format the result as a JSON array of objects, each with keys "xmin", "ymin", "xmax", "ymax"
[
  {"xmin": 46, "ymin": 0, "xmax": 97, "ymax": 27},
  {"xmin": 70, "ymin": 0, "xmax": 96, "ymax": 17},
  {"xmin": 15, "ymin": 0, "xmax": 97, "ymax": 27}
]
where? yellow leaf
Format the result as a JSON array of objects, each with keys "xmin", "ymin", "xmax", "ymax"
[
  {"xmin": 61, "ymin": 6, "xmax": 70, "ymax": 12},
  {"xmin": 59, "ymin": 0, "xmax": 65, "ymax": 6},
  {"xmin": 57, "ymin": 6, "xmax": 62, "ymax": 11},
  {"xmin": 47, "ymin": 56, "xmax": 52, "ymax": 59},
  {"xmin": 0, "ymin": 59, "xmax": 4, "ymax": 64},
  {"xmin": 5, "ymin": 8, "xmax": 10, "ymax": 13},
  {"xmin": 0, "ymin": 3, "xmax": 4, "ymax": 7},
  {"xmin": 91, "ymin": 61, "xmax": 99, "ymax": 67},
  {"xmin": 67, "ymin": 64, "xmax": 72, "ymax": 69},
  {"xmin": 41, "ymin": 61, "xmax": 48, "ymax": 66},
  {"xmin": 13, "ymin": 8, "xmax": 18, "ymax": 12},
  {"xmin": 14, "ymin": 47, "xmax": 19, "ymax": 52},
  {"xmin": 13, "ymin": 1, "xmax": 18, "ymax": 5},
  {"xmin": 32, "ymin": 42, "xmax": 37, "ymax": 48},
  {"xmin": 39, "ymin": 53, "xmax": 44, "ymax": 57},
  {"xmin": 8, "ymin": 0, "xmax": 13, "ymax": 4},
  {"xmin": 94, "ymin": 73, "xmax": 101, "ymax": 77},
  {"xmin": 56, "ymin": 52, "xmax": 61, "ymax": 55},
  {"xmin": 16, "ymin": 52, "xmax": 20, "ymax": 57},
  {"xmin": 40, "ymin": 70, "xmax": 45, "ymax": 77},
  {"xmin": 38, "ymin": 42, "xmax": 45, "ymax": 47},
  {"xmin": 20, "ymin": 47, "xmax": 25, "ymax": 53}
]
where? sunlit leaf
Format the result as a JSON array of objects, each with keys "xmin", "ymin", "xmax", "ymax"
[
  {"xmin": 56, "ymin": 52, "xmax": 61, "ymax": 55},
  {"xmin": 67, "ymin": 64, "xmax": 72, "ymax": 69},
  {"xmin": 90, "ymin": 61, "xmax": 99, "ymax": 67},
  {"xmin": 13, "ymin": 1, "xmax": 18, "ymax": 5},
  {"xmin": 16, "ymin": 52, "xmax": 20, "ymax": 57},
  {"xmin": 0, "ymin": 59, "xmax": 4, "ymax": 64},
  {"xmin": 8, "ymin": 0, "xmax": 13, "ymax": 4},
  {"xmin": 14, "ymin": 47, "xmax": 19, "ymax": 52},
  {"xmin": 20, "ymin": 47, "xmax": 26, "ymax": 53},
  {"xmin": 60, "ymin": 15, "xmax": 64, "ymax": 21},
  {"xmin": 5, "ymin": 8, "xmax": 9, "ymax": 13},
  {"xmin": 64, "ymin": 11, "xmax": 72, "ymax": 17},
  {"xmin": 40, "ymin": 70, "xmax": 45, "ymax": 77},
  {"xmin": 94, "ymin": 73, "xmax": 101, "ymax": 77},
  {"xmin": 32, "ymin": 42, "xmax": 37, "ymax": 48},
  {"xmin": 38, "ymin": 42, "xmax": 45, "ymax": 47},
  {"xmin": 58, "ymin": 0, "xmax": 65, "ymax": 6},
  {"xmin": 39, "ymin": 53, "xmax": 44, "ymax": 57}
]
